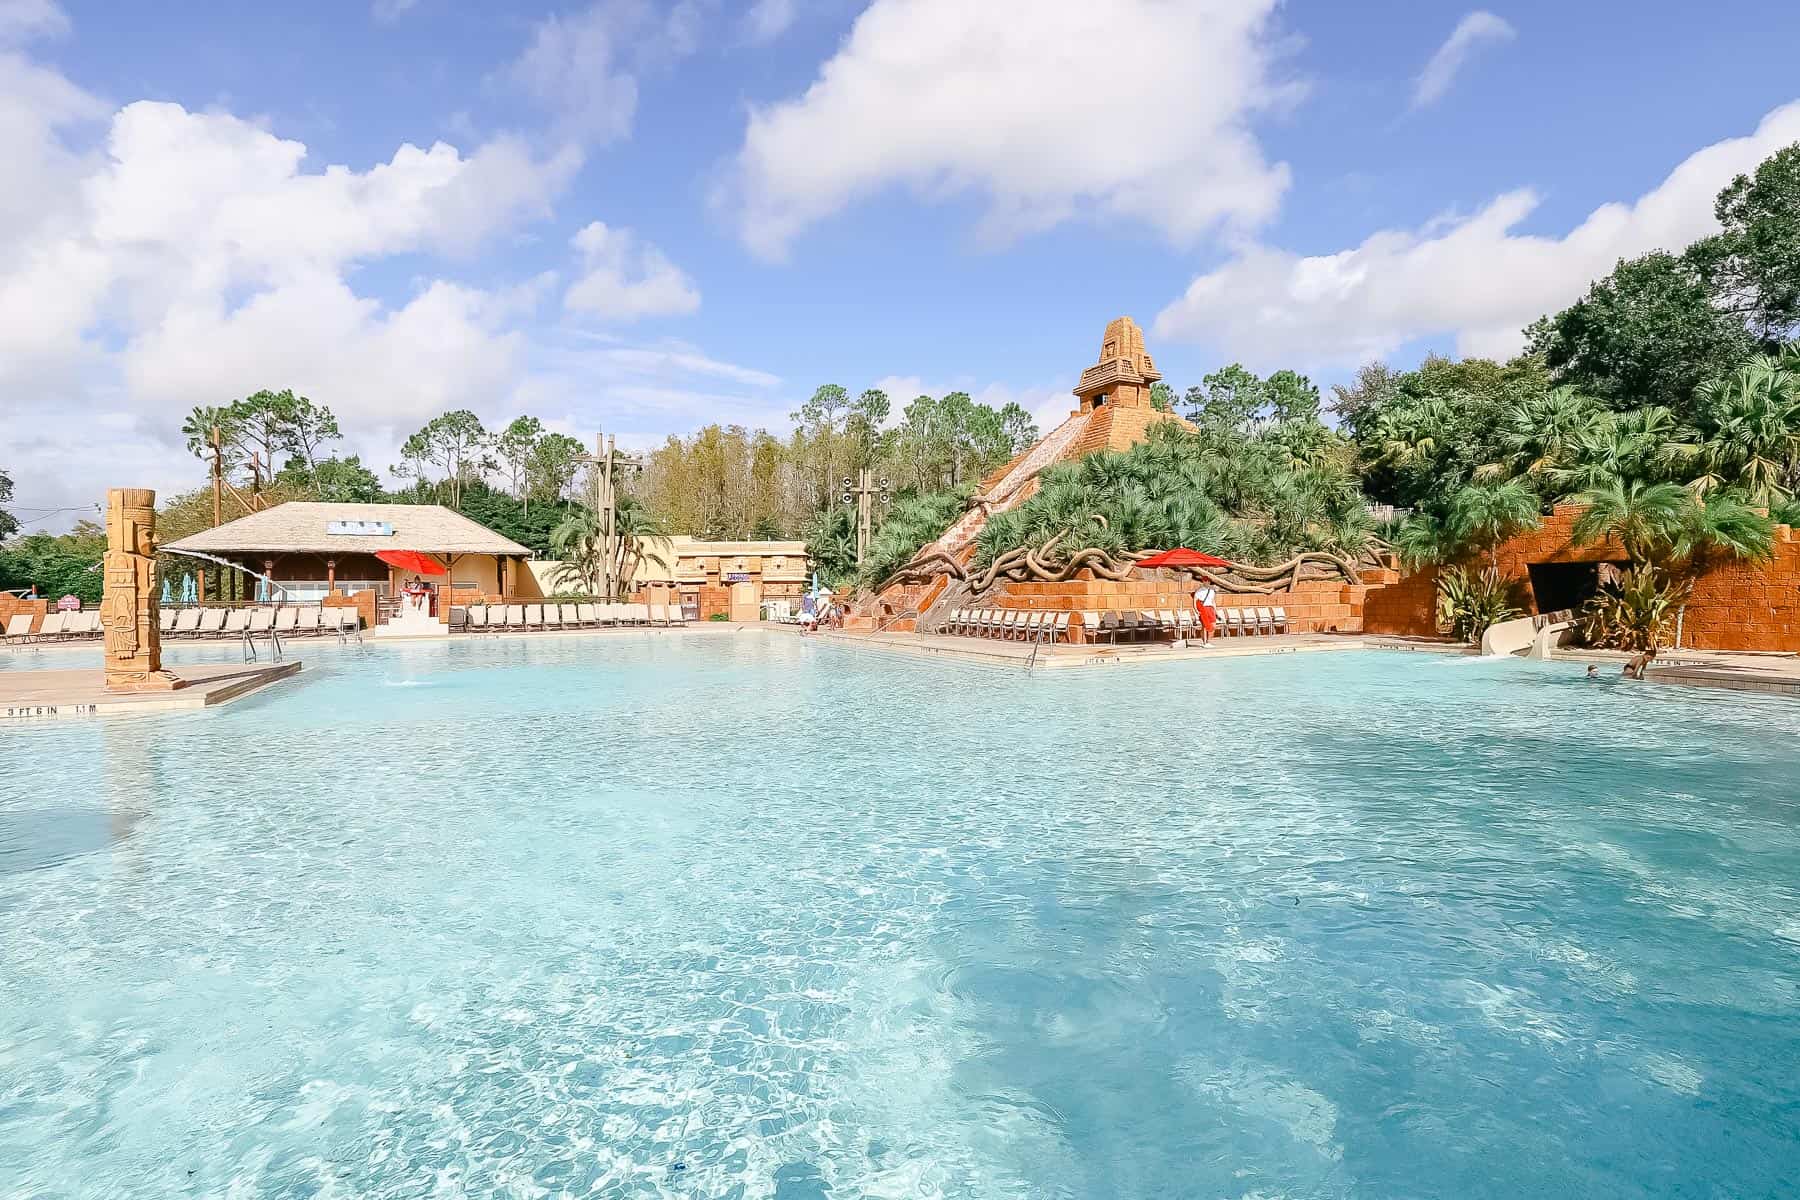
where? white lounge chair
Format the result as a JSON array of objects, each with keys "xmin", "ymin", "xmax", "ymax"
[
  {"xmin": 572, "ymin": 603, "xmax": 594, "ymax": 627},
  {"xmin": 1252, "ymin": 606, "xmax": 1274, "ymax": 635},
  {"xmin": 248, "ymin": 608, "xmax": 275, "ymax": 634},
  {"xmin": 160, "ymin": 608, "xmax": 177, "ymax": 633},
  {"xmin": 274, "ymin": 608, "xmax": 299, "ymax": 633},
  {"xmin": 296, "ymin": 607, "xmax": 322, "ymax": 635},
  {"xmin": 501, "ymin": 604, "xmax": 522, "ymax": 629},
  {"xmin": 173, "ymin": 608, "xmax": 203, "ymax": 637},
  {"xmin": 1051, "ymin": 612, "xmax": 1070, "ymax": 643},
  {"xmin": 223, "ymin": 609, "xmax": 252, "ymax": 636},
  {"xmin": 1271, "ymin": 606, "xmax": 1289, "ymax": 634},
  {"xmin": 3, "ymin": 613, "xmax": 35, "ymax": 644},
  {"xmin": 34, "ymin": 612, "xmax": 67, "ymax": 641},
  {"xmin": 555, "ymin": 603, "xmax": 577, "ymax": 628},
  {"xmin": 523, "ymin": 604, "xmax": 544, "ymax": 631}
]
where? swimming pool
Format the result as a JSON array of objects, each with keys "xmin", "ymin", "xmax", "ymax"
[{"xmin": 4, "ymin": 635, "xmax": 1798, "ymax": 1197}]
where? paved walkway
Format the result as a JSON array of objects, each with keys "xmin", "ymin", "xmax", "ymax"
[{"xmin": 3, "ymin": 661, "xmax": 303, "ymax": 721}]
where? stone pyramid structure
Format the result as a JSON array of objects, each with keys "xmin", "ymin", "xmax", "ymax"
[
  {"xmin": 852, "ymin": 317, "xmax": 1189, "ymax": 628},
  {"xmin": 914, "ymin": 316, "xmax": 1189, "ymax": 563}
]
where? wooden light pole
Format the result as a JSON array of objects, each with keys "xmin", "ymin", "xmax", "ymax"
[{"xmin": 844, "ymin": 469, "xmax": 890, "ymax": 566}]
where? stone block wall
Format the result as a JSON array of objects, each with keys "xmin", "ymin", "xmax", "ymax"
[
  {"xmin": 323, "ymin": 590, "xmax": 377, "ymax": 632},
  {"xmin": 1361, "ymin": 504, "xmax": 1800, "ymax": 652},
  {"xmin": 973, "ymin": 570, "xmax": 1374, "ymax": 643},
  {"xmin": 0, "ymin": 593, "xmax": 49, "ymax": 635}
]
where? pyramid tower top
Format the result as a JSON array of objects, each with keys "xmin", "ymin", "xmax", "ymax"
[{"xmin": 1074, "ymin": 316, "xmax": 1162, "ymax": 414}]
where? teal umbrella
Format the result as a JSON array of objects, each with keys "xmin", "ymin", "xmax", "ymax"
[
  {"xmin": 182, "ymin": 574, "xmax": 197, "ymax": 604},
  {"xmin": 255, "ymin": 574, "xmax": 270, "ymax": 603},
  {"xmin": 160, "ymin": 577, "xmax": 172, "ymax": 605}
]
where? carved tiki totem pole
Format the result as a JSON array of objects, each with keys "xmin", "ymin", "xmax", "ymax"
[{"xmin": 102, "ymin": 488, "xmax": 184, "ymax": 692}]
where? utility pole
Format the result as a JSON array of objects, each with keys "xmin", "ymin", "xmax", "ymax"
[
  {"xmin": 581, "ymin": 431, "xmax": 644, "ymax": 602},
  {"xmin": 211, "ymin": 426, "xmax": 224, "ymax": 528},
  {"xmin": 843, "ymin": 469, "xmax": 891, "ymax": 565}
]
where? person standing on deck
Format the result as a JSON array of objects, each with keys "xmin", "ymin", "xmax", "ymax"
[{"xmin": 1192, "ymin": 581, "xmax": 1218, "ymax": 647}]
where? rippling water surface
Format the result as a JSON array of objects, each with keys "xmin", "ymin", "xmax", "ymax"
[{"xmin": 3, "ymin": 635, "xmax": 1799, "ymax": 1198}]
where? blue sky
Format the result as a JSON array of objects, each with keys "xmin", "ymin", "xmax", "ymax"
[{"xmin": 5, "ymin": 0, "xmax": 1800, "ymax": 529}]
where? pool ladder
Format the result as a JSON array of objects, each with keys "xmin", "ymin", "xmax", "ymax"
[{"xmin": 241, "ymin": 628, "xmax": 285, "ymax": 663}]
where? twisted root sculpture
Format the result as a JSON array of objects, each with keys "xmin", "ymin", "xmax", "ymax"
[{"xmin": 878, "ymin": 535, "xmax": 1369, "ymax": 597}]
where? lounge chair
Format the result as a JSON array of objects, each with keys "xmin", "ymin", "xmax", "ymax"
[
  {"xmin": 1096, "ymin": 611, "xmax": 1119, "ymax": 645},
  {"xmin": 1175, "ymin": 610, "xmax": 1195, "ymax": 639},
  {"xmin": 572, "ymin": 603, "xmax": 594, "ymax": 628},
  {"xmin": 1252, "ymin": 606, "xmax": 1274, "ymax": 635},
  {"xmin": 1052, "ymin": 612, "xmax": 1070, "ymax": 643},
  {"xmin": 274, "ymin": 608, "xmax": 299, "ymax": 634},
  {"xmin": 223, "ymin": 609, "xmax": 252, "ymax": 637},
  {"xmin": 173, "ymin": 608, "xmax": 203, "ymax": 638},
  {"xmin": 248, "ymin": 608, "xmax": 275, "ymax": 634},
  {"xmin": 4, "ymin": 613, "xmax": 35, "ymax": 644},
  {"xmin": 555, "ymin": 603, "xmax": 576, "ymax": 628},
  {"xmin": 1271, "ymin": 606, "xmax": 1289, "ymax": 634},
  {"xmin": 160, "ymin": 608, "xmax": 177, "ymax": 633},
  {"xmin": 503, "ymin": 604, "xmax": 523, "ymax": 630},
  {"xmin": 196, "ymin": 608, "xmax": 228, "ymax": 638},
  {"xmin": 666, "ymin": 603, "xmax": 687, "ymax": 626},
  {"xmin": 34, "ymin": 612, "xmax": 67, "ymax": 641},
  {"xmin": 524, "ymin": 604, "xmax": 545, "ymax": 631},
  {"xmin": 1218, "ymin": 608, "xmax": 1239, "ymax": 636},
  {"xmin": 992, "ymin": 610, "xmax": 1012, "ymax": 640},
  {"xmin": 946, "ymin": 607, "xmax": 965, "ymax": 635},
  {"xmin": 296, "ymin": 607, "xmax": 322, "ymax": 635}
]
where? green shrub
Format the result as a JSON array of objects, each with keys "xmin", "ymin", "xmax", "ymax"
[
  {"xmin": 1434, "ymin": 564, "xmax": 1521, "ymax": 642},
  {"xmin": 1579, "ymin": 565, "xmax": 1687, "ymax": 651}
]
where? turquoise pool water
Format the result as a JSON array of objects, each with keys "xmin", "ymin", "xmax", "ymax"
[{"xmin": 3, "ymin": 636, "xmax": 1799, "ymax": 1198}]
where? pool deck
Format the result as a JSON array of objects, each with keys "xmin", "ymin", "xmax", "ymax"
[
  {"xmin": 1, "ymin": 661, "xmax": 302, "ymax": 721},
  {"xmin": 1550, "ymin": 646, "xmax": 1800, "ymax": 697},
  {"xmin": 814, "ymin": 628, "xmax": 1430, "ymax": 669}
]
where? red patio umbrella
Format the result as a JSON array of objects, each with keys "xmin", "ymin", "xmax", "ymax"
[
  {"xmin": 1135, "ymin": 547, "xmax": 1231, "ymax": 569},
  {"xmin": 375, "ymin": 549, "xmax": 447, "ymax": 575}
]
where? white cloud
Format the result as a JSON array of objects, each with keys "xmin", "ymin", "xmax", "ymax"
[
  {"xmin": 1413, "ymin": 11, "xmax": 1514, "ymax": 109},
  {"xmin": 0, "ymin": 0, "xmax": 68, "ymax": 44},
  {"xmin": 742, "ymin": 0, "xmax": 796, "ymax": 45},
  {"xmin": 726, "ymin": 0, "xmax": 1298, "ymax": 260},
  {"xmin": 370, "ymin": 0, "xmax": 418, "ymax": 23},
  {"xmin": 1153, "ymin": 100, "xmax": 1800, "ymax": 371},
  {"xmin": 502, "ymin": 0, "xmax": 704, "ymax": 144},
  {"xmin": 564, "ymin": 221, "xmax": 701, "ymax": 320}
]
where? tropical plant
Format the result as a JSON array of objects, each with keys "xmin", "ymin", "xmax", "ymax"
[
  {"xmin": 1434, "ymin": 564, "xmax": 1521, "ymax": 643},
  {"xmin": 1569, "ymin": 478, "xmax": 1696, "ymax": 564},
  {"xmin": 548, "ymin": 499, "xmax": 669, "ymax": 601},
  {"xmin": 1579, "ymin": 565, "xmax": 1689, "ymax": 651},
  {"xmin": 1446, "ymin": 478, "xmax": 1542, "ymax": 570},
  {"xmin": 858, "ymin": 490, "xmax": 969, "ymax": 588},
  {"xmin": 1684, "ymin": 355, "xmax": 1800, "ymax": 503}
]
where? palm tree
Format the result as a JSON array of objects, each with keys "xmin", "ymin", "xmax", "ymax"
[
  {"xmin": 549, "ymin": 507, "xmax": 602, "ymax": 595},
  {"xmin": 1483, "ymin": 386, "xmax": 1602, "ymax": 481},
  {"xmin": 1570, "ymin": 477, "xmax": 1696, "ymax": 565},
  {"xmin": 1688, "ymin": 356, "xmax": 1800, "ymax": 504},
  {"xmin": 611, "ymin": 499, "xmax": 670, "ymax": 600},
  {"xmin": 1672, "ymin": 491, "xmax": 1775, "ymax": 571},
  {"xmin": 1447, "ymin": 478, "xmax": 1541, "ymax": 570},
  {"xmin": 1392, "ymin": 512, "xmax": 1455, "ymax": 572}
]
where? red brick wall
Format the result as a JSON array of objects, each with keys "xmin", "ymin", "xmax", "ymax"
[
  {"xmin": 978, "ymin": 569, "xmax": 1375, "ymax": 643},
  {"xmin": 1365, "ymin": 504, "xmax": 1800, "ymax": 652},
  {"xmin": 0, "ymin": 593, "xmax": 49, "ymax": 635},
  {"xmin": 323, "ymin": 590, "xmax": 377, "ymax": 632}
]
